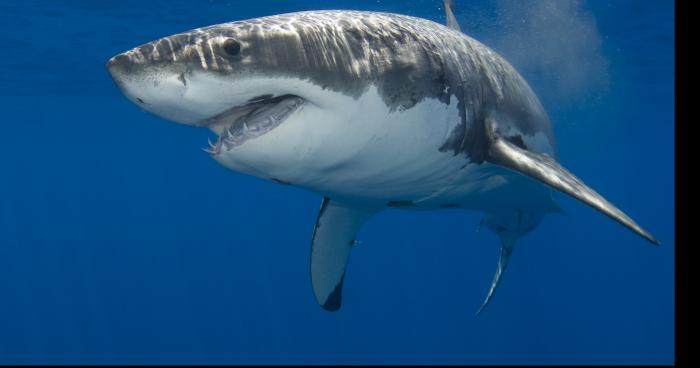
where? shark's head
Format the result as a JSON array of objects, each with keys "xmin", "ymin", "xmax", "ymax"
[
  {"xmin": 107, "ymin": 14, "xmax": 365, "ymax": 182},
  {"xmin": 106, "ymin": 19, "xmax": 319, "ymax": 126}
]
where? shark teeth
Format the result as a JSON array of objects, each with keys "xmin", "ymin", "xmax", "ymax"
[
  {"xmin": 202, "ymin": 137, "xmax": 221, "ymax": 155},
  {"xmin": 202, "ymin": 95, "xmax": 306, "ymax": 155}
]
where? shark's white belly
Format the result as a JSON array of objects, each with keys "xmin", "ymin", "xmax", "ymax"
[{"xmin": 212, "ymin": 81, "xmax": 545, "ymax": 210}]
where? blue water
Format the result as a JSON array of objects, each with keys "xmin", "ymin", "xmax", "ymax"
[{"xmin": 0, "ymin": 0, "xmax": 674, "ymax": 364}]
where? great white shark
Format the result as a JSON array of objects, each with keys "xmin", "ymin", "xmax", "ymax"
[{"xmin": 107, "ymin": 0, "xmax": 659, "ymax": 313}]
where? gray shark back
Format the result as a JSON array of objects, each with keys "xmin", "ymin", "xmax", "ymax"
[{"xmin": 229, "ymin": 11, "xmax": 555, "ymax": 159}]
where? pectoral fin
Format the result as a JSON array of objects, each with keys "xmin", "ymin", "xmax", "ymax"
[
  {"xmin": 310, "ymin": 197, "xmax": 377, "ymax": 311},
  {"xmin": 486, "ymin": 134, "xmax": 659, "ymax": 245}
]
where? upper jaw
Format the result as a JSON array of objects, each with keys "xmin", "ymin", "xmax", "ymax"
[{"xmin": 200, "ymin": 94, "xmax": 306, "ymax": 155}]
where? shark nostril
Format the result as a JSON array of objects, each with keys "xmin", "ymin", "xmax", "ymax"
[{"xmin": 136, "ymin": 98, "xmax": 145, "ymax": 104}]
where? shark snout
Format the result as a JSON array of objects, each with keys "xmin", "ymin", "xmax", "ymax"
[
  {"xmin": 107, "ymin": 53, "xmax": 130, "ymax": 70},
  {"xmin": 106, "ymin": 49, "xmax": 212, "ymax": 126},
  {"xmin": 106, "ymin": 51, "xmax": 142, "ymax": 78},
  {"xmin": 106, "ymin": 54, "xmax": 131, "ymax": 91},
  {"xmin": 108, "ymin": 46, "xmax": 178, "ymax": 106}
]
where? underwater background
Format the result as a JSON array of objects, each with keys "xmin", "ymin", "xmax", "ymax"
[{"xmin": 0, "ymin": 0, "xmax": 674, "ymax": 364}]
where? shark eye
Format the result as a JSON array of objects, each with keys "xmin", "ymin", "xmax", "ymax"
[{"xmin": 222, "ymin": 39, "xmax": 241, "ymax": 56}]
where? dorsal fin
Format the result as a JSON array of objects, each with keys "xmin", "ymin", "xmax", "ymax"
[{"xmin": 444, "ymin": 0, "xmax": 462, "ymax": 31}]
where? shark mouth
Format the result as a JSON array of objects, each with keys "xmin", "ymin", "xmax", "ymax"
[{"xmin": 201, "ymin": 94, "xmax": 306, "ymax": 155}]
